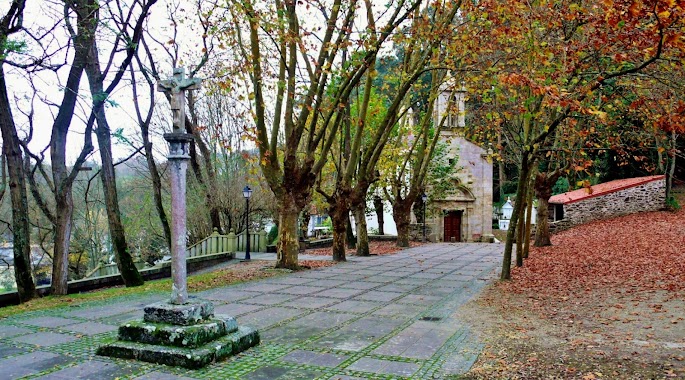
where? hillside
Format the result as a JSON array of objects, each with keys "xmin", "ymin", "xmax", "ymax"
[{"xmin": 460, "ymin": 190, "xmax": 685, "ymax": 379}]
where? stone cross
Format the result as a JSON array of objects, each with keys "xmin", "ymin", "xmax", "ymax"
[
  {"xmin": 157, "ymin": 68, "xmax": 202, "ymax": 133},
  {"xmin": 157, "ymin": 68, "xmax": 202, "ymax": 304}
]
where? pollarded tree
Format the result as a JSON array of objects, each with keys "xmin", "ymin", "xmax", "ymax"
[
  {"xmin": 317, "ymin": 1, "xmax": 462, "ymax": 260},
  {"xmin": 226, "ymin": 0, "xmax": 426, "ymax": 269}
]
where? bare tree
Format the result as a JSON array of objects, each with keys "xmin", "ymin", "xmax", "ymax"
[{"xmin": 0, "ymin": 0, "xmax": 36, "ymax": 302}]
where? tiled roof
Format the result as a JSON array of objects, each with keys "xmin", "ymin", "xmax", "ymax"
[{"xmin": 549, "ymin": 175, "xmax": 665, "ymax": 204}]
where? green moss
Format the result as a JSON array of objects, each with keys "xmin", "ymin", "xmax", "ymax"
[
  {"xmin": 98, "ymin": 326, "xmax": 259, "ymax": 369},
  {"xmin": 118, "ymin": 316, "xmax": 238, "ymax": 348}
]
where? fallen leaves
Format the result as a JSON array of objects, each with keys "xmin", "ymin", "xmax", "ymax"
[
  {"xmin": 458, "ymin": 190, "xmax": 685, "ymax": 379},
  {"xmin": 505, "ymin": 206, "xmax": 685, "ymax": 299}
]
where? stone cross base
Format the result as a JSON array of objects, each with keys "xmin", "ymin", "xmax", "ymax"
[{"xmin": 97, "ymin": 300, "xmax": 259, "ymax": 369}]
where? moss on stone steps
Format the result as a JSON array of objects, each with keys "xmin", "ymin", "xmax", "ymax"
[
  {"xmin": 97, "ymin": 325, "xmax": 259, "ymax": 369},
  {"xmin": 118, "ymin": 315, "xmax": 238, "ymax": 348}
]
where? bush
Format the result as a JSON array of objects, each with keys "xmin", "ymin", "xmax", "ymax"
[{"xmin": 267, "ymin": 225, "xmax": 278, "ymax": 245}]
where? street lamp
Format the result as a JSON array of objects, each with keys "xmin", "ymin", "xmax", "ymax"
[
  {"xmin": 421, "ymin": 193, "xmax": 428, "ymax": 242},
  {"xmin": 243, "ymin": 186, "xmax": 253, "ymax": 260}
]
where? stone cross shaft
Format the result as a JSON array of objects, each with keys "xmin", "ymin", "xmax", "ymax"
[{"xmin": 158, "ymin": 68, "xmax": 202, "ymax": 305}]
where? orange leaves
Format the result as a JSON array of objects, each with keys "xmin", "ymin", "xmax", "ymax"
[{"xmin": 628, "ymin": 1, "xmax": 642, "ymax": 17}]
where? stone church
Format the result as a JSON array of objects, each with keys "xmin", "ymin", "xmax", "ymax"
[{"xmin": 425, "ymin": 85, "xmax": 494, "ymax": 242}]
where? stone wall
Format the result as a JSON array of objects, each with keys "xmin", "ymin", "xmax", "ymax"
[{"xmin": 550, "ymin": 178, "xmax": 665, "ymax": 233}]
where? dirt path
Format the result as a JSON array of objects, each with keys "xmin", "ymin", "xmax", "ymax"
[{"xmin": 457, "ymin": 285, "xmax": 685, "ymax": 379}]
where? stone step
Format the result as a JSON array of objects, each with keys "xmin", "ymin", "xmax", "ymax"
[
  {"xmin": 118, "ymin": 315, "xmax": 238, "ymax": 348},
  {"xmin": 143, "ymin": 301, "xmax": 214, "ymax": 326},
  {"xmin": 97, "ymin": 325, "xmax": 259, "ymax": 369}
]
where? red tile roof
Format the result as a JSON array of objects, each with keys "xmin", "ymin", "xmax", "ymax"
[{"xmin": 549, "ymin": 175, "xmax": 665, "ymax": 204}]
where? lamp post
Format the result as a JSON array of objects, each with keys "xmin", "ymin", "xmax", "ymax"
[
  {"xmin": 421, "ymin": 193, "xmax": 428, "ymax": 242},
  {"xmin": 243, "ymin": 186, "xmax": 253, "ymax": 260}
]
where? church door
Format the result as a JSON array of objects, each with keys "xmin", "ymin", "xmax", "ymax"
[{"xmin": 444, "ymin": 211, "xmax": 462, "ymax": 242}]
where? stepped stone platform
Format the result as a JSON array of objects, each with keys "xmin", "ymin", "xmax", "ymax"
[{"xmin": 97, "ymin": 300, "xmax": 259, "ymax": 368}]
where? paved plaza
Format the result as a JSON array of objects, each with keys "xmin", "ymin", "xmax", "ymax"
[{"xmin": 0, "ymin": 243, "xmax": 502, "ymax": 379}]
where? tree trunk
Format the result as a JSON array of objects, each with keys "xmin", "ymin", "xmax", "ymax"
[
  {"xmin": 49, "ymin": 0, "xmax": 98, "ymax": 295},
  {"xmin": 86, "ymin": 44, "xmax": 143, "ymax": 287},
  {"xmin": 94, "ymin": 120, "xmax": 143, "ymax": 286},
  {"xmin": 275, "ymin": 197, "xmax": 301, "ymax": 269},
  {"xmin": 373, "ymin": 195, "xmax": 384, "ymax": 235},
  {"xmin": 666, "ymin": 131, "xmax": 676, "ymax": 201},
  {"xmin": 143, "ymin": 138, "xmax": 171, "ymax": 249},
  {"xmin": 0, "ymin": 68, "xmax": 36, "ymax": 302},
  {"xmin": 330, "ymin": 199, "xmax": 348, "ymax": 262},
  {"xmin": 354, "ymin": 205, "xmax": 370, "ymax": 256},
  {"xmin": 187, "ymin": 92, "xmax": 222, "ymax": 233},
  {"xmin": 502, "ymin": 156, "xmax": 531, "ymax": 280},
  {"xmin": 393, "ymin": 201, "xmax": 412, "ymax": 247},
  {"xmin": 534, "ymin": 195, "xmax": 552, "ymax": 246},
  {"xmin": 51, "ymin": 190, "xmax": 73, "ymax": 294},
  {"xmin": 533, "ymin": 171, "xmax": 553, "ymax": 247},
  {"xmin": 533, "ymin": 171, "xmax": 557, "ymax": 247},
  {"xmin": 498, "ymin": 131, "xmax": 507, "ymax": 201},
  {"xmin": 523, "ymin": 180, "xmax": 534, "ymax": 259},
  {"xmin": 515, "ymin": 194, "xmax": 526, "ymax": 267},
  {"xmin": 130, "ymin": 49, "xmax": 171, "ymax": 251},
  {"xmin": 346, "ymin": 213, "xmax": 356, "ymax": 249}
]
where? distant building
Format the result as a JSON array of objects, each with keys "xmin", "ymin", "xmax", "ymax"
[
  {"xmin": 426, "ymin": 85, "xmax": 494, "ymax": 242},
  {"xmin": 548, "ymin": 175, "xmax": 666, "ymax": 232}
]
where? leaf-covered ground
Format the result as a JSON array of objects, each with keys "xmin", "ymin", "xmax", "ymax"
[
  {"xmin": 306, "ymin": 240, "xmax": 423, "ymax": 256},
  {"xmin": 459, "ymin": 196, "xmax": 685, "ymax": 379}
]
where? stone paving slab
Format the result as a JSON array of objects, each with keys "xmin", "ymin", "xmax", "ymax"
[
  {"xmin": 243, "ymin": 365, "xmax": 322, "ymax": 380},
  {"xmin": 0, "ymin": 342, "xmax": 27, "ymax": 357},
  {"xmin": 198, "ymin": 289, "xmax": 261, "ymax": 303},
  {"xmin": 0, "ymin": 351, "xmax": 73, "ymax": 379},
  {"xmin": 347, "ymin": 357, "xmax": 420, "ymax": 377},
  {"xmin": 214, "ymin": 303, "xmax": 264, "ymax": 316},
  {"xmin": 241, "ymin": 293, "xmax": 296, "ymax": 306},
  {"xmin": 134, "ymin": 371, "xmax": 197, "ymax": 380},
  {"xmin": 372, "ymin": 303, "xmax": 424, "ymax": 319},
  {"xmin": 317, "ymin": 288, "xmax": 366, "ymax": 299},
  {"xmin": 353, "ymin": 290, "xmax": 404, "ymax": 302},
  {"xmin": 335, "ymin": 281, "xmax": 379, "ymax": 290},
  {"xmin": 34, "ymin": 359, "xmax": 139, "ymax": 379},
  {"xmin": 21, "ymin": 316, "xmax": 81, "ymax": 328},
  {"xmin": 0, "ymin": 243, "xmax": 503, "ymax": 379},
  {"xmin": 324, "ymin": 300, "xmax": 378, "ymax": 314},
  {"xmin": 314, "ymin": 317, "xmax": 404, "ymax": 351},
  {"xmin": 238, "ymin": 306, "xmax": 305, "ymax": 330},
  {"xmin": 0, "ymin": 325, "xmax": 33, "ymax": 339},
  {"xmin": 64, "ymin": 321, "xmax": 118, "ymax": 336},
  {"xmin": 274, "ymin": 285, "xmax": 327, "ymax": 295},
  {"xmin": 11, "ymin": 331, "xmax": 79, "ymax": 347},
  {"xmin": 280, "ymin": 349, "xmax": 348, "ymax": 367},
  {"xmin": 287, "ymin": 296, "xmax": 340, "ymax": 310},
  {"xmin": 64, "ymin": 305, "xmax": 138, "ymax": 320}
]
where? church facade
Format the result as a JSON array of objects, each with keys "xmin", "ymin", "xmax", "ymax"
[{"xmin": 426, "ymin": 86, "xmax": 494, "ymax": 242}]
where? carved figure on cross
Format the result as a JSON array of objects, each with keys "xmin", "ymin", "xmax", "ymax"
[{"xmin": 157, "ymin": 68, "xmax": 202, "ymax": 133}]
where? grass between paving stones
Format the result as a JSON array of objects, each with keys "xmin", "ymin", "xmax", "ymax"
[{"xmin": 0, "ymin": 260, "xmax": 335, "ymax": 319}]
